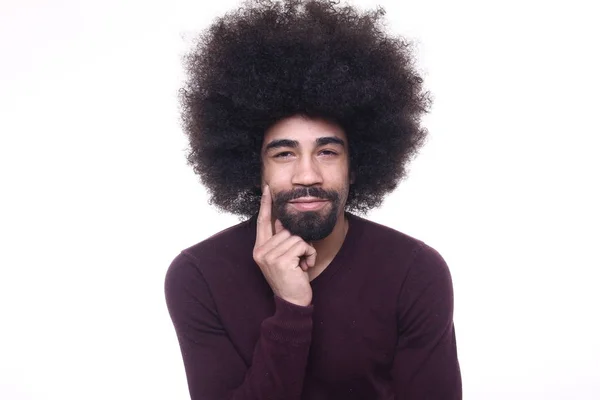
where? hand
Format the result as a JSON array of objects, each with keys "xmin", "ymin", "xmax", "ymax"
[{"xmin": 252, "ymin": 185, "xmax": 317, "ymax": 306}]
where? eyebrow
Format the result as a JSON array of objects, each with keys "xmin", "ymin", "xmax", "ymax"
[{"xmin": 264, "ymin": 136, "xmax": 346, "ymax": 152}]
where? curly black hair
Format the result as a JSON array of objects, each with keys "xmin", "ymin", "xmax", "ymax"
[{"xmin": 180, "ymin": 0, "xmax": 431, "ymax": 218}]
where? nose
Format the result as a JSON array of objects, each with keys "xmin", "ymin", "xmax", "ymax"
[{"xmin": 291, "ymin": 155, "xmax": 324, "ymax": 186}]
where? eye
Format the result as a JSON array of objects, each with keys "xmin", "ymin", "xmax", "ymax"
[
  {"xmin": 319, "ymin": 150, "xmax": 338, "ymax": 156},
  {"xmin": 274, "ymin": 151, "xmax": 293, "ymax": 158}
]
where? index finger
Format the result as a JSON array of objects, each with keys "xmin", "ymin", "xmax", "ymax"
[{"xmin": 256, "ymin": 185, "xmax": 273, "ymax": 245}]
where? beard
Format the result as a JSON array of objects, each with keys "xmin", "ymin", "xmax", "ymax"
[{"xmin": 272, "ymin": 186, "xmax": 344, "ymax": 242}]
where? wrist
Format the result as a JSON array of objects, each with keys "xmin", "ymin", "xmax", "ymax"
[{"xmin": 276, "ymin": 294, "xmax": 312, "ymax": 307}]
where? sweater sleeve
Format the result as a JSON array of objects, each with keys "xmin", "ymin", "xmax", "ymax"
[
  {"xmin": 392, "ymin": 244, "xmax": 462, "ymax": 399},
  {"xmin": 164, "ymin": 252, "xmax": 314, "ymax": 400}
]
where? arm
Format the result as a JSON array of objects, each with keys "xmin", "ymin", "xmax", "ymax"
[
  {"xmin": 164, "ymin": 252, "xmax": 313, "ymax": 400},
  {"xmin": 392, "ymin": 244, "xmax": 462, "ymax": 399}
]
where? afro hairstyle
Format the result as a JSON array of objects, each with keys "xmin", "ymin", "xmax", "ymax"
[{"xmin": 180, "ymin": 0, "xmax": 431, "ymax": 218}]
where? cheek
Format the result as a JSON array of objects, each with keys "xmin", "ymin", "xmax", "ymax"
[
  {"xmin": 262, "ymin": 162, "xmax": 289, "ymax": 187},
  {"xmin": 325, "ymin": 164, "xmax": 350, "ymax": 185}
]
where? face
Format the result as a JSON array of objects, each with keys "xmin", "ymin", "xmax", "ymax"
[{"xmin": 261, "ymin": 115, "xmax": 351, "ymax": 242}]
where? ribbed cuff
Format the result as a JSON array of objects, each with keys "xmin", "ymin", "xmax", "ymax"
[{"xmin": 261, "ymin": 295, "xmax": 314, "ymax": 345}]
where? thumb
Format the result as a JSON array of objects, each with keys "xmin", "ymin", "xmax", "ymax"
[{"xmin": 305, "ymin": 244, "xmax": 317, "ymax": 268}]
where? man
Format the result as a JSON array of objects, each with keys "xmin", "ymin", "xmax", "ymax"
[{"xmin": 165, "ymin": 0, "xmax": 461, "ymax": 399}]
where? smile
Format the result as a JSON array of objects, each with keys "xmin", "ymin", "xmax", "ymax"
[{"xmin": 288, "ymin": 198, "xmax": 330, "ymax": 211}]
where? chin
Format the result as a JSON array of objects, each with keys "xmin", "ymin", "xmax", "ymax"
[{"xmin": 278, "ymin": 206, "xmax": 339, "ymax": 242}]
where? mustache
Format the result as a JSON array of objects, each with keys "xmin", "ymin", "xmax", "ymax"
[{"xmin": 273, "ymin": 187, "xmax": 339, "ymax": 204}]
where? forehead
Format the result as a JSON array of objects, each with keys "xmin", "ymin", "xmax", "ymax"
[{"xmin": 263, "ymin": 115, "xmax": 347, "ymax": 145}]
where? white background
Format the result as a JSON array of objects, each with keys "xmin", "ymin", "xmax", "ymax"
[{"xmin": 1, "ymin": 0, "xmax": 599, "ymax": 399}]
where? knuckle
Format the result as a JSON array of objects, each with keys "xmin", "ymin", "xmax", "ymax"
[
  {"xmin": 264, "ymin": 252, "xmax": 277, "ymax": 265},
  {"xmin": 264, "ymin": 251, "xmax": 273, "ymax": 261},
  {"xmin": 253, "ymin": 246, "xmax": 264, "ymax": 260},
  {"xmin": 289, "ymin": 235, "xmax": 302, "ymax": 244},
  {"xmin": 290, "ymin": 240, "xmax": 303, "ymax": 252}
]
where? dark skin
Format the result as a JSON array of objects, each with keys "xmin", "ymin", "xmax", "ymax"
[
  {"xmin": 253, "ymin": 115, "xmax": 352, "ymax": 304},
  {"xmin": 252, "ymin": 185, "xmax": 316, "ymax": 306}
]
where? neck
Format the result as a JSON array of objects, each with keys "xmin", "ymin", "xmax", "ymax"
[{"xmin": 307, "ymin": 211, "xmax": 349, "ymax": 279}]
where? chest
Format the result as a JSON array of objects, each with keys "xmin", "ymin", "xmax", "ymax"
[
  {"xmin": 306, "ymin": 283, "xmax": 398, "ymax": 382},
  {"xmin": 222, "ymin": 256, "xmax": 404, "ymax": 381}
]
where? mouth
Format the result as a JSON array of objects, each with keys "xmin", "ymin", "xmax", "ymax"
[{"xmin": 288, "ymin": 197, "xmax": 330, "ymax": 211}]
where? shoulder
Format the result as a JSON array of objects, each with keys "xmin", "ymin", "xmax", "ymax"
[
  {"xmin": 165, "ymin": 216, "xmax": 257, "ymax": 283},
  {"xmin": 407, "ymin": 242, "xmax": 453, "ymax": 288},
  {"xmin": 183, "ymin": 216, "xmax": 256, "ymax": 263},
  {"xmin": 348, "ymin": 213, "xmax": 451, "ymax": 280},
  {"xmin": 348, "ymin": 213, "xmax": 425, "ymax": 256}
]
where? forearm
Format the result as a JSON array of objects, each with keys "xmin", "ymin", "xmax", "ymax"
[
  {"xmin": 178, "ymin": 295, "xmax": 314, "ymax": 400},
  {"xmin": 225, "ymin": 296, "xmax": 313, "ymax": 400}
]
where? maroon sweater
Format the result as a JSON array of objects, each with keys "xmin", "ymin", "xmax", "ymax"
[{"xmin": 165, "ymin": 213, "xmax": 461, "ymax": 400}]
